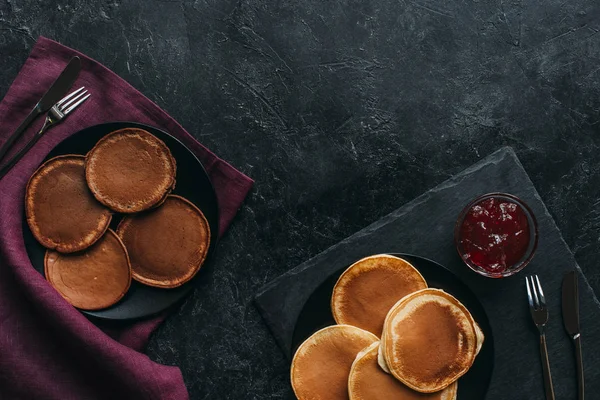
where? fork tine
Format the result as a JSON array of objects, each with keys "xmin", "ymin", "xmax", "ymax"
[
  {"xmin": 525, "ymin": 276, "xmax": 535, "ymax": 309},
  {"xmin": 531, "ymin": 276, "xmax": 540, "ymax": 309},
  {"xmin": 60, "ymin": 90, "xmax": 88, "ymax": 111},
  {"xmin": 56, "ymin": 87, "xmax": 85, "ymax": 107},
  {"xmin": 534, "ymin": 275, "xmax": 546, "ymax": 307},
  {"xmin": 63, "ymin": 93, "xmax": 90, "ymax": 115},
  {"xmin": 529, "ymin": 276, "xmax": 540, "ymax": 309}
]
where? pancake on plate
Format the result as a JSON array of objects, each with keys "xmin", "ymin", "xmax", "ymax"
[
  {"xmin": 381, "ymin": 288, "xmax": 479, "ymax": 393},
  {"xmin": 291, "ymin": 325, "xmax": 378, "ymax": 400},
  {"xmin": 26, "ymin": 155, "xmax": 112, "ymax": 253},
  {"xmin": 85, "ymin": 128, "xmax": 176, "ymax": 213},
  {"xmin": 117, "ymin": 195, "xmax": 210, "ymax": 288},
  {"xmin": 331, "ymin": 254, "xmax": 427, "ymax": 336},
  {"xmin": 377, "ymin": 290, "xmax": 485, "ymax": 372},
  {"xmin": 45, "ymin": 230, "xmax": 131, "ymax": 310},
  {"xmin": 349, "ymin": 341, "xmax": 457, "ymax": 400}
]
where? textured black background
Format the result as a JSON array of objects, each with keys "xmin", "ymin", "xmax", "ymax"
[{"xmin": 2, "ymin": 0, "xmax": 600, "ymax": 398}]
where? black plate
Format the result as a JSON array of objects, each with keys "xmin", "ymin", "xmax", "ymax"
[
  {"xmin": 23, "ymin": 122, "xmax": 220, "ymax": 320},
  {"xmin": 292, "ymin": 253, "xmax": 494, "ymax": 399}
]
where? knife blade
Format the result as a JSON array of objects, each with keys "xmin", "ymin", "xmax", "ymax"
[
  {"xmin": 562, "ymin": 270, "xmax": 584, "ymax": 400},
  {"xmin": 562, "ymin": 271, "xmax": 580, "ymax": 336},
  {"xmin": 0, "ymin": 56, "xmax": 81, "ymax": 162}
]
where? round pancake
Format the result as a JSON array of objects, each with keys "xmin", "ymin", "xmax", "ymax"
[
  {"xmin": 26, "ymin": 155, "xmax": 112, "ymax": 253},
  {"xmin": 382, "ymin": 289, "xmax": 478, "ymax": 393},
  {"xmin": 291, "ymin": 325, "xmax": 378, "ymax": 400},
  {"xmin": 331, "ymin": 255, "xmax": 427, "ymax": 336},
  {"xmin": 85, "ymin": 128, "xmax": 176, "ymax": 213},
  {"xmin": 45, "ymin": 230, "xmax": 131, "ymax": 310},
  {"xmin": 377, "ymin": 294, "xmax": 485, "ymax": 372},
  {"xmin": 349, "ymin": 342, "xmax": 457, "ymax": 400},
  {"xmin": 116, "ymin": 195, "xmax": 210, "ymax": 288}
]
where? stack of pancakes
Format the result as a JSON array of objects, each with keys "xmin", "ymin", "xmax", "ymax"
[
  {"xmin": 26, "ymin": 128, "xmax": 211, "ymax": 310},
  {"xmin": 291, "ymin": 254, "xmax": 484, "ymax": 399}
]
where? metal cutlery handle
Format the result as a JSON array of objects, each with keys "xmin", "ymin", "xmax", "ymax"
[
  {"xmin": 540, "ymin": 333, "xmax": 555, "ymax": 400},
  {"xmin": 0, "ymin": 132, "xmax": 43, "ymax": 181},
  {"xmin": 0, "ymin": 106, "xmax": 40, "ymax": 162},
  {"xmin": 0, "ymin": 118, "xmax": 52, "ymax": 181},
  {"xmin": 575, "ymin": 335, "xmax": 584, "ymax": 400}
]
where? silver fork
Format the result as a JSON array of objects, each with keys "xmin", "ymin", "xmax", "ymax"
[
  {"xmin": 526, "ymin": 275, "xmax": 556, "ymax": 400},
  {"xmin": 0, "ymin": 87, "xmax": 90, "ymax": 180}
]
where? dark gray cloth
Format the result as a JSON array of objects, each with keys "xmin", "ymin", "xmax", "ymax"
[{"xmin": 256, "ymin": 147, "xmax": 600, "ymax": 399}]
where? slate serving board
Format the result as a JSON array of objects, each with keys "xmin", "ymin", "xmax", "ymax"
[{"xmin": 255, "ymin": 147, "xmax": 600, "ymax": 399}]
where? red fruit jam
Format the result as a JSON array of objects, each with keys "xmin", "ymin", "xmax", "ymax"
[{"xmin": 458, "ymin": 196, "xmax": 531, "ymax": 274}]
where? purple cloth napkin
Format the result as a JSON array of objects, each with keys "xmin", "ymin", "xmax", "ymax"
[{"xmin": 0, "ymin": 37, "xmax": 253, "ymax": 399}]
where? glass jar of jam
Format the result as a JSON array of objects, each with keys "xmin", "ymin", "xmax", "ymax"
[{"xmin": 454, "ymin": 193, "xmax": 538, "ymax": 278}]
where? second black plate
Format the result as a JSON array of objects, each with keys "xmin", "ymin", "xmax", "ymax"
[
  {"xmin": 292, "ymin": 253, "xmax": 494, "ymax": 399},
  {"xmin": 22, "ymin": 122, "xmax": 220, "ymax": 320}
]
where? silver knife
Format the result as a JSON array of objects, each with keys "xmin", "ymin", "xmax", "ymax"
[
  {"xmin": 562, "ymin": 270, "xmax": 584, "ymax": 400},
  {"xmin": 0, "ymin": 56, "xmax": 81, "ymax": 161}
]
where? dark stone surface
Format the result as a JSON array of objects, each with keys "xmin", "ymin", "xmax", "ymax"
[
  {"xmin": 3, "ymin": 1, "xmax": 600, "ymax": 398},
  {"xmin": 256, "ymin": 147, "xmax": 600, "ymax": 399}
]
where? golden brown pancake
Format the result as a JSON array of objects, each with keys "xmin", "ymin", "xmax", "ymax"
[
  {"xmin": 45, "ymin": 230, "xmax": 131, "ymax": 310},
  {"xmin": 117, "ymin": 195, "xmax": 210, "ymax": 288},
  {"xmin": 291, "ymin": 325, "xmax": 378, "ymax": 400},
  {"xmin": 349, "ymin": 342, "xmax": 457, "ymax": 400},
  {"xmin": 377, "ymin": 292, "xmax": 485, "ymax": 371},
  {"xmin": 85, "ymin": 128, "xmax": 176, "ymax": 213},
  {"xmin": 382, "ymin": 289, "xmax": 479, "ymax": 393},
  {"xmin": 331, "ymin": 255, "xmax": 427, "ymax": 336},
  {"xmin": 25, "ymin": 155, "xmax": 112, "ymax": 253}
]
